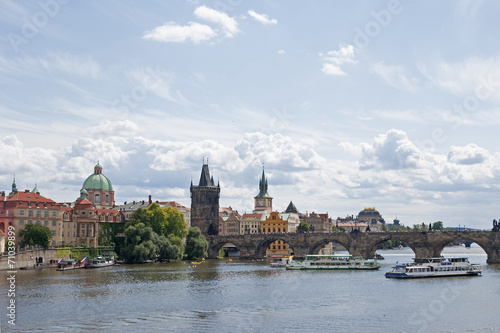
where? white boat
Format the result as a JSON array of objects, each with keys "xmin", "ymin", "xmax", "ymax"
[
  {"xmin": 385, "ymin": 257, "xmax": 482, "ymax": 279},
  {"xmin": 286, "ymin": 254, "xmax": 380, "ymax": 270},
  {"xmin": 57, "ymin": 259, "xmax": 83, "ymax": 271},
  {"xmin": 85, "ymin": 255, "xmax": 115, "ymax": 269},
  {"xmin": 269, "ymin": 256, "xmax": 292, "ymax": 267}
]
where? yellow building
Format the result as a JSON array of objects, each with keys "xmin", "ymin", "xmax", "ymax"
[{"xmin": 261, "ymin": 212, "xmax": 290, "ymax": 256}]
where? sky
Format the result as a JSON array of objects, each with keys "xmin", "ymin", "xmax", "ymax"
[{"xmin": 1, "ymin": 0, "xmax": 500, "ymax": 229}]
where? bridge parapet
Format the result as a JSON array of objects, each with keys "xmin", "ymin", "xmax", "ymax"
[{"xmin": 207, "ymin": 230, "xmax": 500, "ymax": 263}]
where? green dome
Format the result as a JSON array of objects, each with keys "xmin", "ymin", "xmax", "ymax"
[
  {"xmin": 83, "ymin": 174, "xmax": 113, "ymax": 191},
  {"xmin": 82, "ymin": 163, "xmax": 113, "ymax": 191}
]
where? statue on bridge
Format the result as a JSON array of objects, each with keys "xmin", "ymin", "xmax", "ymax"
[{"xmin": 493, "ymin": 219, "xmax": 499, "ymax": 232}]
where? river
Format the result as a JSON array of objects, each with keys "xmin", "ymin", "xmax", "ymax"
[{"xmin": 1, "ymin": 245, "xmax": 499, "ymax": 332}]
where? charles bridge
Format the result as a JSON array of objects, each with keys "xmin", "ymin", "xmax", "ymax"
[{"xmin": 207, "ymin": 230, "xmax": 500, "ymax": 263}]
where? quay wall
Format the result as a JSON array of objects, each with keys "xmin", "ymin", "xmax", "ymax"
[{"xmin": 0, "ymin": 249, "xmax": 59, "ymax": 270}]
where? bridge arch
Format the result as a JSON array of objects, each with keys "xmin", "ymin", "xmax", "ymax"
[
  {"xmin": 363, "ymin": 234, "xmax": 432, "ymax": 259},
  {"xmin": 431, "ymin": 234, "xmax": 490, "ymax": 258},
  {"xmin": 254, "ymin": 236, "xmax": 294, "ymax": 258},
  {"xmin": 309, "ymin": 237, "xmax": 350, "ymax": 255}
]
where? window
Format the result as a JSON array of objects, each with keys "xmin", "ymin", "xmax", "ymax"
[
  {"xmin": 52, "ymin": 211, "xmax": 57, "ymax": 217},
  {"xmin": 36, "ymin": 220, "xmax": 41, "ymax": 224},
  {"xmin": 28, "ymin": 220, "xmax": 32, "ymax": 224},
  {"xmin": 62, "ymin": 232, "xmax": 64, "ymax": 237},
  {"xmin": 52, "ymin": 230, "xmax": 56, "ymax": 236},
  {"xmin": 44, "ymin": 221, "xmax": 48, "ymax": 226},
  {"xmin": 105, "ymin": 194, "xmax": 109, "ymax": 203},
  {"xmin": 36, "ymin": 211, "xmax": 41, "ymax": 217},
  {"xmin": 28, "ymin": 211, "xmax": 33, "ymax": 217},
  {"xmin": 19, "ymin": 220, "xmax": 24, "ymax": 226},
  {"xmin": 44, "ymin": 211, "xmax": 49, "ymax": 217},
  {"xmin": 95, "ymin": 194, "xmax": 100, "ymax": 203},
  {"xmin": 19, "ymin": 210, "xmax": 24, "ymax": 216},
  {"xmin": 52, "ymin": 221, "xmax": 56, "ymax": 227}
]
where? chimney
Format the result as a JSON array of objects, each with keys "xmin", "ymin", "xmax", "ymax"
[{"xmin": 149, "ymin": 195, "xmax": 152, "ymax": 204}]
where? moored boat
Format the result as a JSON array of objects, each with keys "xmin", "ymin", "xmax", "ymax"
[
  {"xmin": 57, "ymin": 259, "xmax": 82, "ymax": 271},
  {"xmin": 269, "ymin": 256, "xmax": 292, "ymax": 267},
  {"xmin": 85, "ymin": 255, "xmax": 115, "ymax": 269},
  {"xmin": 385, "ymin": 257, "xmax": 482, "ymax": 279},
  {"xmin": 286, "ymin": 254, "xmax": 380, "ymax": 270}
]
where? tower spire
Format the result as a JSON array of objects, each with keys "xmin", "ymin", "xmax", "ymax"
[{"xmin": 11, "ymin": 174, "xmax": 17, "ymax": 194}]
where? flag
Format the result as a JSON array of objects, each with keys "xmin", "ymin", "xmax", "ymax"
[
  {"xmin": 58, "ymin": 258, "xmax": 63, "ymax": 264},
  {"xmin": 81, "ymin": 256, "xmax": 87, "ymax": 264}
]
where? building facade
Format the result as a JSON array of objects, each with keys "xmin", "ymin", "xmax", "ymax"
[
  {"xmin": 82, "ymin": 162, "xmax": 115, "ymax": 209},
  {"xmin": 190, "ymin": 163, "xmax": 220, "ymax": 236}
]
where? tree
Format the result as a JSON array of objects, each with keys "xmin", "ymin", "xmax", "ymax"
[
  {"xmin": 125, "ymin": 204, "xmax": 188, "ymax": 240},
  {"xmin": 156, "ymin": 234, "xmax": 184, "ymax": 261},
  {"xmin": 432, "ymin": 221, "xmax": 444, "ymax": 231},
  {"xmin": 163, "ymin": 206, "xmax": 188, "ymax": 239},
  {"xmin": 185, "ymin": 227, "xmax": 208, "ymax": 260},
  {"xmin": 296, "ymin": 221, "xmax": 310, "ymax": 233},
  {"xmin": 19, "ymin": 224, "xmax": 52, "ymax": 248},
  {"xmin": 121, "ymin": 223, "xmax": 158, "ymax": 263}
]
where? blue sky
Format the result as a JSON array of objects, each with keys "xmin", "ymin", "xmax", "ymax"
[{"xmin": 1, "ymin": 0, "xmax": 500, "ymax": 229}]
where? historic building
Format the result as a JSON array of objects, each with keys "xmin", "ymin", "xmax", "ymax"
[
  {"xmin": 219, "ymin": 212, "xmax": 240, "ymax": 235},
  {"xmin": 261, "ymin": 212, "xmax": 290, "ymax": 256},
  {"xmin": 240, "ymin": 213, "xmax": 262, "ymax": 234},
  {"xmin": 304, "ymin": 212, "xmax": 332, "ymax": 232},
  {"xmin": 0, "ymin": 177, "xmax": 64, "ymax": 247},
  {"xmin": 357, "ymin": 207, "xmax": 385, "ymax": 231},
  {"xmin": 190, "ymin": 162, "xmax": 220, "ymax": 236},
  {"xmin": 82, "ymin": 162, "xmax": 115, "ymax": 209},
  {"xmin": 253, "ymin": 168, "xmax": 273, "ymax": 214}
]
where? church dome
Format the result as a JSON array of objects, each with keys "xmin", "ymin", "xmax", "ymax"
[{"xmin": 82, "ymin": 162, "xmax": 113, "ymax": 191}]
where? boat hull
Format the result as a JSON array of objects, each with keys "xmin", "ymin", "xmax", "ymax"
[{"xmin": 385, "ymin": 271, "xmax": 481, "ymax": 279}]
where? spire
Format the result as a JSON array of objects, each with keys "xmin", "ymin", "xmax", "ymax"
[
  {"xmin": 32, "ymin": 183, "xmax": 40, "ymax": 195},
  {"xmin": 11, "ymin": 174, "xmax": 17, "ymax": 194},
  {"xmin": 198, "ymin": 163, "xmax": 215, "ymax": 187},
  {"xmin": 255, "ymin": 167, "xmax": 271, "ymax": 198}
]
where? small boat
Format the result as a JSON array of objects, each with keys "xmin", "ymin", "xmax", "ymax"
[
  {"xmin": 286, "ymin": 254, "xmax": 380, "ymax": 270},
  {"xmin": 385, "ymin": 257, "xmax": 482, "ymax": 279},
  {"xmin": 226, "ymin": 259, "xmax": 233, "ymax": 263},
  {"xmin": 269, "ymin": 256, "xmax": 292, "ymax": 267},
  {"xmin": 57, "ymin": 259, "xmax": 82, "ymax": 271},
  {"xmin": 191, "ymin": 261, "xmax": 201, "ymax": 265},
  {"xmin": 85, "ymin": 255, "xmax": 115, "ymax": 269}
]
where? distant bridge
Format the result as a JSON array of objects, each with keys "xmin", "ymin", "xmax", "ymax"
[{"xmin": 208, "ymin": 230, "xmax": 500, "ymax": 263}]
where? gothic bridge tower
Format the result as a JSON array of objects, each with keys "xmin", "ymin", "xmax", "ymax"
[{"xmin": 190, "ymin": 162, "xmax": 220, "ymax": 236}]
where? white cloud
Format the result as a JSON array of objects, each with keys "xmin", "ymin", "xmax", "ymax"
[
  {"xmin": 447, "ymin": 143, "xmax": 490, "ymax": 165},
  {"xmin": 320, "ymin": 45, "xmax": 357, "ymax": 76},
  {"xmin": 418, "ymin": 55, "xmax": 500, "ymax": 103},
  {"xmin": 248, "ymin": 10, "xmax": 277, "ymax": 25},
  {"xmin": 143, "ymin": 21, "xmax": 216, "ymax": 43},
  {"xmin": 40, "ymin": 53, "xmax": 101, "ymax": 79},
  {"xmin": 194, "ymin": 5, "xmax": 239, "ymax": 38},
  {"xmin": 372, "ymin": 63, "xmax": 419, "ymax": 92},
  {"xmin": 277, "ymin": 49, "xmax": 286, "ymax": 54}
]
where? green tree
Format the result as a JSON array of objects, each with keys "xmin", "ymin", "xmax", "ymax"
[
  {"xmin": 163, "ymin": 206, "xmax": 188, "ymax": 239},
  {"xmin": 19, "ymin": 223, "xmax": 52, "ymax": 248},
  {"xmin": 184, "ymin": 227, "xmax": 208, "ymax": 260},
  {"xmin": 156, "ymin": 234, "xmax": 184, "ymax": 260},
  {"xmin": 296, "ymin": 221, "xmax": 310, "ymax": 233},
  {"xmin": 432, "ymin": 221, "xmax": 444, "ymax": 231},
  {"xmin": 121, "ymin": 223, "xmax": 158, "ymax": 263},
  {"xmin": 125, "ymin": 204, "xmax": 188, "ymax": 240}
]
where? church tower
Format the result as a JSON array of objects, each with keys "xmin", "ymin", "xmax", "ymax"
[
  {"xmin": 190, "ymin": 161, "xmax": 220, "ymax": 236},
  {"xmin": 253, "ymin": 167, "xmax": 273, "ymax": 214}
]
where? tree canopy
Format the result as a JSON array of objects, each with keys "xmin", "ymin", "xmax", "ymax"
[
  {"xmin": 19, "ymin": 223, "xmax": 52, "ymax": 248},
  {"xmin": 184, "ymin": 227, "xmax": 208, "ymax": 260},
  {"xmin": 126, "ymin": 203, "xmax": 188, "ymax": 239}
]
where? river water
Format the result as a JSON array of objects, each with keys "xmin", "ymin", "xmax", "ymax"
[{"xmin": 1, "ymin": 245, "xmax": 499, "ymax": 333}]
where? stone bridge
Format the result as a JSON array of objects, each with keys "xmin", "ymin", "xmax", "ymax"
[{"xmin": 208, "ymin": 230, "xmax": 500, "ymax": 263}]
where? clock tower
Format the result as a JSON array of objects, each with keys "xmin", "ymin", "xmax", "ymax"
[{"xmin": 253, "ymin": 168, "xmax": 272, "ymax": 214}]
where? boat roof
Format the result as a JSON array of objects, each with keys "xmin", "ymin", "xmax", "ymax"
[{"xmin": 306, "ymin": 254, "xmax": 352, "ymax": 258}]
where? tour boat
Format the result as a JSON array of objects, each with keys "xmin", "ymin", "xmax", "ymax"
[
  {"xmin": 269, "ymin": 256, "xmax": 292, "ymax": 267},
  {"xmin": 85, "ymin": 255, "xmax": 115, "ymax": 269},
  {"xmin": 57, "ymin": 259, "xmax": 82, "ymax": 271},
  {"xmin": 286, "ymin": 254, "xmax": 380, "ymax": 270},
  {"xmin": 385, "ymin": 257, "xmax": 482, "ymax": 279}
]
